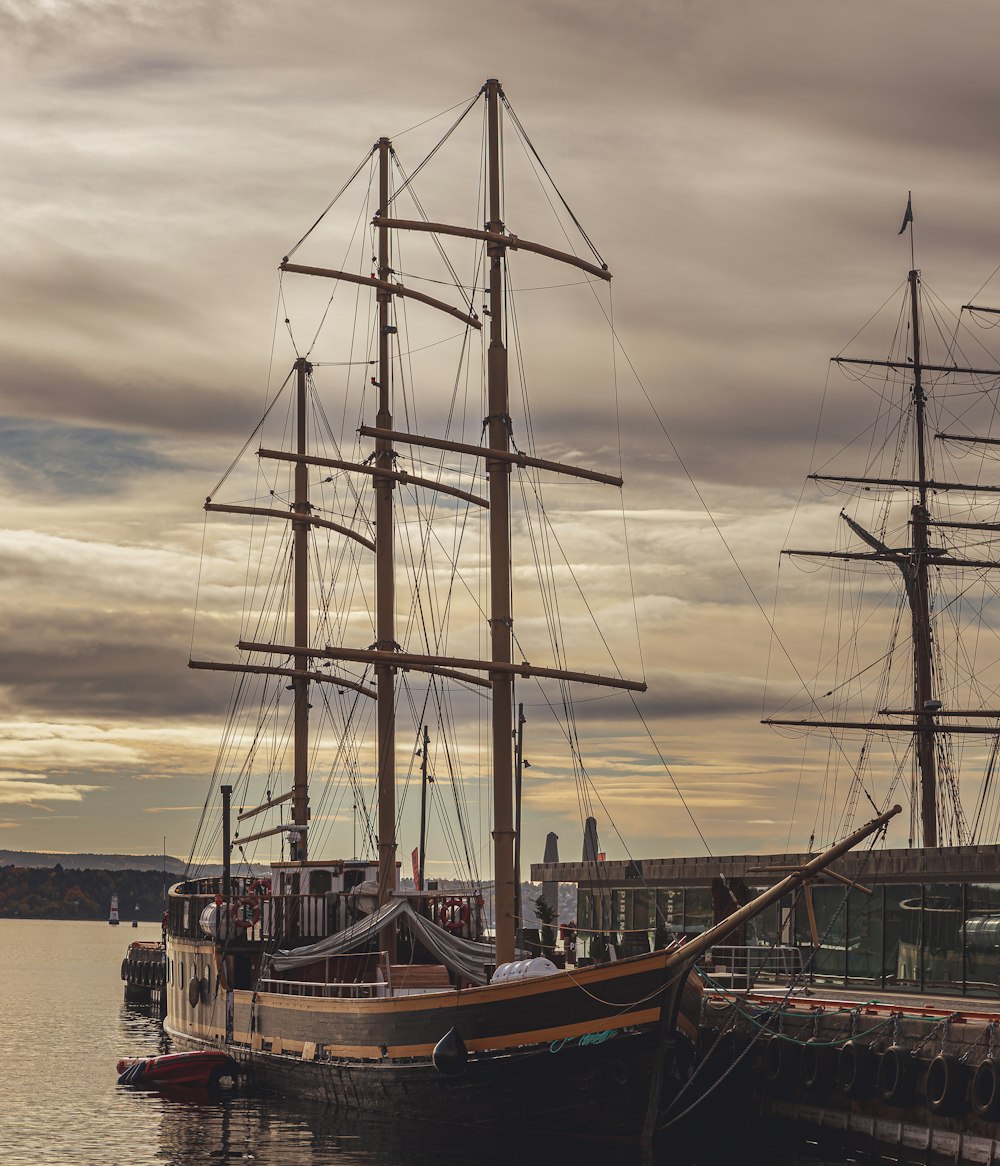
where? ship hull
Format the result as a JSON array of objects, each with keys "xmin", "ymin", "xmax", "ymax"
[
  {"xmin": 164, "ymin": 939, "xmax": 701, "ymax": 1137},
  {"xmin": 169, "ymin": 1026, "xmax": 669, "ymax": 1132}
]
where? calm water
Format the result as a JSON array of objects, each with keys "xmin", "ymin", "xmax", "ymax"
[{"xmin": 1, "ymin": 920, "xmax": 881, "ymax": 1166}]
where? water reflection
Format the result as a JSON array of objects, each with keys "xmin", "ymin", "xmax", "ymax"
[
  {"xmin": 150, "ymin": 1093, "xmax": 652, "ymax": 1166},
  {"xmin": 0, "ymin": 921, "xmax": 891, "ymax": 1166}
]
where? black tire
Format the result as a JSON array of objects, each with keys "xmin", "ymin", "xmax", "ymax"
[
  {"xmin": 802, "ymin": 1038, "xmax": 836, "ymax": 1092},
  {"xmin": 120, "ymin": 958, "xmax": 128, "ymax": 981},
  {"xmin": 927, "ymin": 1053, "xmax": 968, "ymax": 1117},
  {"xmin": 971, "ymin": 1058, "xmax": 1000, "ymax": 1119},
  {"xmin": 837, "ymin": 1040, "xmax": 877, "ymax": 1098},
  {"xmin": 763, "ymin": 1035, "xmax": 798, "ymax": 1084},
  {"xmin": 877, "ymin": 1044, "xmax": 916, "ymax": 1106}
]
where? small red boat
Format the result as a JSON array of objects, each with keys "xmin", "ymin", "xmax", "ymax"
[{"xmin": 116, "ymin": 1050, "xmax": 239, "ymax": 1090}]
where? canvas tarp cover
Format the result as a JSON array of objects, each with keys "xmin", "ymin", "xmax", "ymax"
[{"xmin": 267, "ymin": 897, "xmax": 503, "ymax": 985}]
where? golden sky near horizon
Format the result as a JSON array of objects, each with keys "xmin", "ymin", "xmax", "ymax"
[{"xmin": 4, "ymin": 0, "xmax": 1000, "ymax": 872}]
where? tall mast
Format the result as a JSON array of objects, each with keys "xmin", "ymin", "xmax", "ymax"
[
  {"xmin": 768, "ymin": 270, "xmax": 1000, "ymax": 846},
  {"xmin": 291, "ymin": 356, "xmax": 311, "ymax": 861},
  {"xmin": 374, "ymin": 136, "xmax": 398, "ymax": 930},
  {"xmin": 484, "ymin": 79, "xmax": 516, "ymax": 964},
  {"xmin": 907, "ymin": 268, "xmax": 938, "ymax": 847}
]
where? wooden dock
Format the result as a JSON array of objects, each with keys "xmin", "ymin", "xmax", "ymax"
[{"xmin": 695, "ymin": 983, "xmax": 1000, "ymax": 1162}]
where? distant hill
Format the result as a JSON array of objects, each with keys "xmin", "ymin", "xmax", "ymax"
[
  {"xmin": 0, "ymin": 849, "xmax": 189, "ymax": 874},
  {"xmin": 0, "ymin": 865, "xmax": 174, "ymax": 921}
]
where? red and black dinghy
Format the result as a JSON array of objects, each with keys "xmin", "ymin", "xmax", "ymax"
[{"xmin": 116, "ymin": 1050, "xmax": 239, "ymax": 1090}]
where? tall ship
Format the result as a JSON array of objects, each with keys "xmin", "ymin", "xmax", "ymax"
[
  {"xmin": 546, "ymin": 241, "xmax": 1000, "ymax": 1006},
  {"xmin": 765, "ymin": 251, "xmax": 1000, "ymax": 860},
  {"xmin": 163, "ymin": 81, "xmax": 896, "ymax": 1141}
]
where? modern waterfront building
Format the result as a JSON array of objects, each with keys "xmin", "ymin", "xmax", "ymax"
[{"xmin": 531, "ymin": 844, "xmax": 1000, "ymax": 997}]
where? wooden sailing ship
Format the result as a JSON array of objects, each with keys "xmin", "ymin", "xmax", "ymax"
[
  {"xmin": 163, "ymin": 80, "xmax": 898, "ymax": 1141},
  {"xmin": 765, "ymin": 252, "xmax": 1000, "ymax": 855}
]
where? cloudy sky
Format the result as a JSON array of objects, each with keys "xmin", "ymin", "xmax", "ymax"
[{"xmin": 4, "ymin": 0, "xmax": 1000, "ymax": 873}]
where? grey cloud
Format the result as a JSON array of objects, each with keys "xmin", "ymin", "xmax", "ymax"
[{"xmin": 0, "ymin": 419, "xmax": 169, "ymax": 496}]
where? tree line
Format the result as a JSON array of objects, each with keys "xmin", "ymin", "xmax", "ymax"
[{"xmin": 0, "ymin": 864, "xmax": 172, "ymax": 921}]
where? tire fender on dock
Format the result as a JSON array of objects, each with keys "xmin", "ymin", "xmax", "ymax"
[
  {"xmin": 876, "ymin": 1044, "xmax": 916, "ymax": 1106},
  {"xmin": 763, "ymin": 1035, "xmax": 799, "ymax": 1084},
  {"xmin": 971, "ymin": 1057, "xmax": 1000, "ymax": 1119},
  {"xmin": 926, "ymin": 1053, "xmax": 968, "ymax": 1117},
  {"xmin": 802, "ymin": 1038, "xmax": 836, "ymax": 1092},
  {"xmin": 837, "ymin": 1040, "xmax": 877, "ymax": 1098}
]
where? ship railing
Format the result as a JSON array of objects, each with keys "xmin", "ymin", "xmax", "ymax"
[
  {"xmin": 257, "ymin": 977, "xmax": 388, "ymax": 1000},
  {"xmin": 702, "ymin": 944, "xmax": 804, "ymax": 987}
]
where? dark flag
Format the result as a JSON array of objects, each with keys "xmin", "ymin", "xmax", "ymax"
[{"xmin": 898, "ymin": 193, "xmax": 913, "ymax": 235}]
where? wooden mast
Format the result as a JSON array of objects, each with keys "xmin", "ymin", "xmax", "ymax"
[
  {"xmin": 907, "ymin": 268, "xmax": 939, "ymax": 848},
  {"xmin": 768, "ymin": 273, "xmax": 1000, "ymax": 846},
  {"xmin": 374, "ymin": 137, "xmax": 398, "ymax": 950},
  {"xmin": 485, "ymin": 79, "xmax": 517, "ymax": 966},
  {"xmin": 291, "ymin": 356, "xmax": 311, "ymax": 861}
]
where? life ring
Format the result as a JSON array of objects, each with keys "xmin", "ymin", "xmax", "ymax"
[
  {"xmin": 877, "ymin": 1044, "xmax": 915, "ymax": 1106},
  {"xmin": 802, "ymin": 1038, "xmax": 836, "ymax": 1092},
  {"xmin": 763, "ymin": 1035, "xmax": 798, "ymax": 1084},
  {"xmin": 928, "ymin": 1053, "xmax": 968, "ymax": 1116},
  {"xmin": 971, "ymin": 1057, "xmax": 1000, "ymax": 1119},
  {"xmin": 438, "ymin": 898, "xmax": 469, "ymax": 933},
  {"xmin": 247, "ymin": 878, "xmax": 272, "ymax": 900},
  {"xmin": 232, "ymin": 897, "xmax": 262, "ymax": 929},
  {"xmin": 836, "ymin": 1040, "xmax": 876, "ymax": 1098}
]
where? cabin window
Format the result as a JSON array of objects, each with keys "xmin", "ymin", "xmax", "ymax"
[
  {"xmin": 743, "ymin": 885, "xmax": 771, "ymax": 947},
  {"xmin": 966, "ymin": 883, "xmax": 1000, "ymax": 997},
  {"xmin": 881, "ymin": 883, "xmax": 920, "ymax": 989},
  {"xmin": 846, "ymin": 884, "xmax": 883, "ymax": 986},
  {"xmin": 204, "ymin": 964, "xmax": 211, "ymax": 993},
  {"xmin": 311, "ymin": 870, "xmax": 332, "ymax": 896},
  {"xmin": 290, "ymin": 873, "xmax": 300, "ymax": 896},
  {"xmin": 683, "ymin": 888, "xmax": 712, "ymax": 937},
  {"xmin": 807, "ymin": 885, "xmax": 849, "ymax": 982}
]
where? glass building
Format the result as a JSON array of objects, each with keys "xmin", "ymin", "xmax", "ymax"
[{"xmin": 532, "ymin": 845, "xmax": 1000, "ymax": 998}]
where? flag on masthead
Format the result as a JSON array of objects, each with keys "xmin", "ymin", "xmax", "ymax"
[{"xmin": 898, "ymin": 192, "xmax": 913, "ymax": 235}]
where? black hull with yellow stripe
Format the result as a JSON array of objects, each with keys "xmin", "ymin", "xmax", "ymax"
[{"xmin": 164, "ymin": 937, "xmax": 702, "ymax": 1137}]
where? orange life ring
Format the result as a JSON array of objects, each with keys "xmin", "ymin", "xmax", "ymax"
[
  {"xmin": 231, "ymin": 896, "xmax": 262, "ymax": 929},
  {"xmin": 438, "ymin": 898, "xmax": 469, "ymax": 933},
  {"xmin": 247, "ymin": 878, "xmax": 272, "ymax": 900}
]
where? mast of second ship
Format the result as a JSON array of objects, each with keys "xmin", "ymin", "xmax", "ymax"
[
  {"xmin": 291, "ymin": 355, "xmax": 310, "ymax": 861},
  {"xmin": 374, "ymin": 136, "xmax": 398, "ymax": 959},
  {"xmin": 770, "ymin": 265, "xmax": 1000, "ymax": 847},
  {"xmin": 906, "ymin": 269, "xmax": 939, "ymax": 847},
  {"xmin": 484, "ymin": 79, "xmax": 517, "ymax": 967}
]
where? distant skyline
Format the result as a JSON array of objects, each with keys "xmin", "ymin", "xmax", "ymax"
[{"xmin": 3, "ymin": 0, "xmax": 1000, "ymax": 870}]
